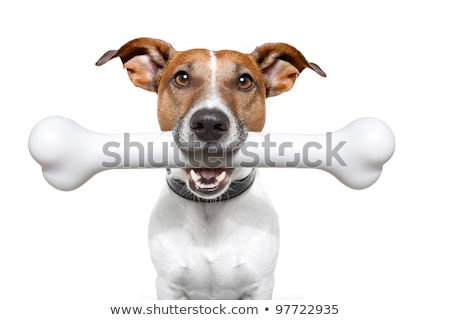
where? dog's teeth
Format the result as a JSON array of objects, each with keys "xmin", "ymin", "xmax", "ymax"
[
  {"xmin": 199, "ymin": 181, "xmax": 219, "ymax": 189},
  {"xmin": 216, "ymin": 171, "xmax": 227, "ymax": 182},
  {"xmin": 190, "ymin": 169, "xmax": 201, "ymax": 182}
]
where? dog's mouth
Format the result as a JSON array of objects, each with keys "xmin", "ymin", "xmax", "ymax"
[{"xmin": 187, "ymin": 168, "xmax": 232, "ymax": 196}]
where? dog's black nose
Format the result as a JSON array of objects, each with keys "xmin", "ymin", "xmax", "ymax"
[{"xmin": 190, "ymin": 109, "xmax": 230, "ymax": 141}]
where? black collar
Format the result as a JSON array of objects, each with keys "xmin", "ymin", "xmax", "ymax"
[{"xmin": 166, "ymin": 169, "xmax": 256, "ymax": 202}]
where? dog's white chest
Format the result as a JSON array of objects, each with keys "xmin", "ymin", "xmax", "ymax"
[
  {"xmin": 166, "ymin": 239, "xmax": 259, "ymax": 298},
  {"xmin": 149, "ymin": 182, "xmax": 279, "ymax": 299}
]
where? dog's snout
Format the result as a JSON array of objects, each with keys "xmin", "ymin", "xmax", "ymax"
[{"xmin": 190, "ymin": 109, "xmax": 230, "ymax": 141}]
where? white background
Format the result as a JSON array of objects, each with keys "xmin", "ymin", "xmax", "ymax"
[{"xmin": 1, "ymin": 0, "xmax": 449, "ymax": 319}]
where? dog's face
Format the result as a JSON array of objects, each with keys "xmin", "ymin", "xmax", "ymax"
[
  {"xmin": 159, "ymin": 49, "xmax": 265, "ymax": 146},
  {"xmin": 96, "ymin": 38, "xmax": 325, "ymax": 200}
]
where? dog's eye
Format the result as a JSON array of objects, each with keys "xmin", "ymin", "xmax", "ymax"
[
  {"xmin": 173, "ymin": 71, "xmax": 190, "ymax": 87},
  {"xmin": 236, "ymin": 73, "xmax": 253, "ymax": 91}
]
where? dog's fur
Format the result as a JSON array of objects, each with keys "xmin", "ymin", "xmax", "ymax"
[{"xmin": 96, "ymin": 38, "xmax": 325, "ymax": 299}]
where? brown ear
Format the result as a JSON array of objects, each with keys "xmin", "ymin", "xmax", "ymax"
[
  {"xmin": 95, "ymin": 38, "xmax": 176, "ymax": 92},
  {"xmin": 251, "ymin": 43, "xmax": 326, "ymax": 97}
]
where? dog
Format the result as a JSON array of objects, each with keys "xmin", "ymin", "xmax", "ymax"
[{"xmin": 96, "ymin": 38, "xmax": 325, "ymax": 299}]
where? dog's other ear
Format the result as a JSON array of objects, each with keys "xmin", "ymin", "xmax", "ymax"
[
  {"xmin": 96, "ymin": 38, "xmax": 176, "ymax": 92},
  {"xmin": 251, "ymin": 43, "xmax": 326, "ymax": 97}
]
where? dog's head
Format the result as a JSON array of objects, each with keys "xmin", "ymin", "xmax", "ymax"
[{"xmin": 96, "ymin": 38, "xmax": 325, "ymax": 200}]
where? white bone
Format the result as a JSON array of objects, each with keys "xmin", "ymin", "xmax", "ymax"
[{"xmin": 28, "ymin": 116, "xmax": 395, "ymax": 191}]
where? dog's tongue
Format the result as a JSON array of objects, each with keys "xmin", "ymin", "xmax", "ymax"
[{"xmin": 196, "ymin": 168, "xmax": 222, "ymax": 180}]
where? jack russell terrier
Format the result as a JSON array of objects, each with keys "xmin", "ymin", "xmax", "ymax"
[{"xmin": 96, "ymin": 37, "xmax": 326, "ymax": 299}]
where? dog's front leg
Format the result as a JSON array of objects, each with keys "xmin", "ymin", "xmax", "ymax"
[
  {"xmin": 240, "ymin": 274, "xmax": 275, "ymax": 300},
  {"xmin": 155, "ymin": 276, "xmax": 189, "ymax": 300}
]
